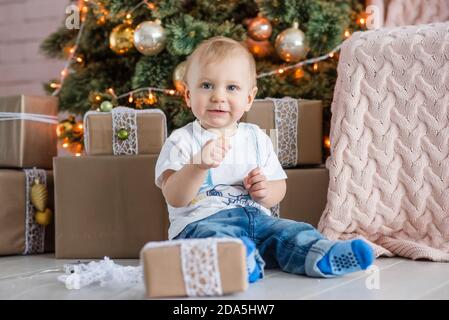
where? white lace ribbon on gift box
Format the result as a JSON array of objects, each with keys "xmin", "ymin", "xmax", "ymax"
[
  {"xmin": 0, "ymin": 112, "xmax": 58, "ymax": 124},
  {"xmin": 57, "ymin": 238, "xmax": 242, "ymax": 296},
  {"xmin": 23, "ymin": 168, "xmax": 47, "ymax": 255},
  {"xmin": 83, "ymin": 106, "xmax": 167, "ymax": 155},
  {"xmin": 253, "ymin": 97, "xmax": 299, "ymax": 217},
  {"xmin": 142, "ymin": 238, "xmax": 243, "ymax": 296},
  {"xmin": 268, "ymin": 97, "xmax": 299, "ymax": 168}
]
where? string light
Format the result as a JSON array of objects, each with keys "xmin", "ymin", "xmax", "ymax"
[
  {"xmin": 294, "ymin": 68, "xmax": 304, "ymax": 79},
  {"xmin": 344, "ymin": 30, "xmax": 351, "ymax": 38},
  {"xmin": 148, "ymin": 90, "xmax": 157, "ymax": 104},
  {"xmin": 95, "ymin": 95, "xmax": 101, "ymax": 101},
  {"xmin": 97, "ymin": 16, "xmax": 106, "ymax": 25},
  {"xmin": 107, "ymin": 88, "xmax": 117, "ymax": 98},
  {"xmin": 257, "ymin": 44, "xmax": 342, "ymax": 78},
  {"xmin": 324, "ymin": 136, "xmax": 331, "ymax": 149},
  {"xmin": 313, "ymin": 63, "xmax": 318, "ymax": 71}
]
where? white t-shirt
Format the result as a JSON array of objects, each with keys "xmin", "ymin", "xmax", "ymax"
[{"xmin": 155, "ymin": 119, "xmax": 287, "ymax": 239}]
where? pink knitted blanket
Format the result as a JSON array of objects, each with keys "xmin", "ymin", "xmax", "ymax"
[{"xmin": 318, "ymin": 22, "xmax": 449, "ymax": 261}]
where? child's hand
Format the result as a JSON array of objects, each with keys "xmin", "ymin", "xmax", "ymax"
[
  {"xmin": 243, "ymin": 167, "xmax": 268, "ymax": 202},
  {"xmin": 193, "ymin": 136, "xmax": 231, "ymax": 170}
]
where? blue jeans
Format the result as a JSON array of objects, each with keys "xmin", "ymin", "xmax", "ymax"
[{"xmin": 175, "ymin": 206, "xmax": 336, "ymax": 278}]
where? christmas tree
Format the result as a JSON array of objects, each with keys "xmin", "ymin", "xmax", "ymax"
[{"xmin": 41, "ymin": 0, "xmax": 366, "ymax": 158}]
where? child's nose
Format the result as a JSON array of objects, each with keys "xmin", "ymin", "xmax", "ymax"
[{"xmin": 211, "ymin": 88, "xmax": 226, "ymax": 102}]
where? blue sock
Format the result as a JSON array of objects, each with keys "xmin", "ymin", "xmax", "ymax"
[
  {"xmin": 240, "ymin": 236, "xmax": 263, "ymax": 283},
  {"xmin": 317, "ymin": 239, "xmax": 374, "ymax": 276}
]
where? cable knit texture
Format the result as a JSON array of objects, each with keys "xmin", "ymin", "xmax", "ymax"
[
  {"xmin": 385, "ymin": 0, "xmax": 449, "ymax": 27},
  {"xmin": 318, "ymin": 22, "xmax": 449, "ymax": 261}
]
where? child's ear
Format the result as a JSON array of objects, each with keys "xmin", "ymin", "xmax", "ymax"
[
  {"xmin": 183, "ymin": 82, "xmax": 191, "ymax": 108},
  {"xmin": 244, "ymin": 86, "xmax": 258, "ymax": 112}
]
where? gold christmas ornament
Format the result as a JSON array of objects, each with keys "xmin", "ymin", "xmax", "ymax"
[
  {"xmin": 109, "ymin": 23, "xmax": 135, "ymax": 55},
  {"xmin": 275, "ymin": 22, "xmax": 307, "ymax": 62},
  {"xmin": 133, "ymin": 20, "xmax": 167, "ymax": 56},
  {"xmin": 248, "ymin": 16, "xmax": 272, "ymax": 41},
  {"xmin": 35, "ymin": 208, "xmax": 53, "ymax": 226},
  {"xmin": 30, "ymin": 179, "xmax": 48, "ymax": 212},
  {"xmin": 245, "ymin": 37, "xmax": 273, "ymax": 59},
  {"xmin": 173, "ymin": 61, "xmax": 187, "ymax": 92}
]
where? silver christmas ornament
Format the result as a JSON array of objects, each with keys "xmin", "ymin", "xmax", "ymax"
[
  {"xmin": 275, "ymin": 22, "xmax": 307, "ymax": 62},
  {"xmin": 133, "ymin": 20, "xmax": 167, "ymax": 56}
]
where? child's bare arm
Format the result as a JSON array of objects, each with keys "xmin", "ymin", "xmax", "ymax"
[
  {"xmin": 161, "ymin": 137, "xmax": 231, "ymax": 208},
  {"xmin": 160, "ymin": 166, "xmax": 208, "ymax": 208}
]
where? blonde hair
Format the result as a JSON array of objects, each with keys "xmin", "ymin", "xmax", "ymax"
[{"xmin": 183, "ymin": 36, "xmax": 257, "ymax": 88}]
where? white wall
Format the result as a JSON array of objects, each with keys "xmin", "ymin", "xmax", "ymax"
[{"xmin": 0, "ymin": 0, "xmax": 68, "ymax": 95}]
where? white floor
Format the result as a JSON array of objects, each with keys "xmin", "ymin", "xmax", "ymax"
[{"xmin": 0, "ymin": 254, "xmax": 448, "ymax": 300}]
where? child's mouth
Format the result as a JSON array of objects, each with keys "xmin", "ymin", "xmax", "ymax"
[{"xmin": 208, "ymin": 110, "xmax": 228, "ymax": 115}]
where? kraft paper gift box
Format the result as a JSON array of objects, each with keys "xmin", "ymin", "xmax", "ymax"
[
  {"xmin": 0, "ymin": 95, "xmax": 58, "ymax": 169},
  {"xmin": 0, "ymin": 169, "xmax": 54, "ymax": 256},
  {"xmin": 241, "ymin": 98, "xmax": 323, "ymax": 167},
  {"xmin": 280, "ymin": 166, "xmax": 329, "ymax": 227},
  {"xmin": 54, "ymin": 154, "xmax": 169, "ymax": 259},
  {"xmin": 83, "ymin": 107, "xmax": 167, "ymax": 156},
  {"xmin": 141, "ymin": 238, "xmax": 248, "ymax": 298}
]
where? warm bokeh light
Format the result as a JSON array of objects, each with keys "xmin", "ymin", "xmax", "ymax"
[
  {"xmin": 324, "ymin": 136, "xmax": 331, "ymax": 149},
  {"xmin": 294, "ymin": 68, "xmax": 304, "ymax": 79}
]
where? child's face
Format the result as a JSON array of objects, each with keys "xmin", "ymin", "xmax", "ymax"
[{"xmin": 184, "ymin": 52, "xmax": 257, "ymax": 133}]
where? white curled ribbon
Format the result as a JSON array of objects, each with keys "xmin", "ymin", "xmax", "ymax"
[{"xmin": 0, "ymin": 112, "xmax": 58, "ymax": 124}]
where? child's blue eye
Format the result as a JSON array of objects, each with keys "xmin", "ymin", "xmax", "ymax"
[
  {"xmin": 227, "ymin": 85, "xmax": 239, "ymax": 91},
  {"xmin": 201, "ymin": 82, "xmax": 212, "ymax": 89}
]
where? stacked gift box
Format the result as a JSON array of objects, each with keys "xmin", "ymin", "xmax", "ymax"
[
  {"xmin": 0, "ymin": 95, "xmax": 57, "ymax": 256},
  {"xmin": 242, "ymin": 97, "xmax": 329, "ymax": 226},
  {"xmin": 54, "ymin": 107, "xmax": 170, "ymax": 259}
]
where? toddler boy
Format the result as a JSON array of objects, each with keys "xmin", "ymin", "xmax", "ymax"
[{"xmin": 155, "ymin": 36, "xmax": 374, "ymax": 281}]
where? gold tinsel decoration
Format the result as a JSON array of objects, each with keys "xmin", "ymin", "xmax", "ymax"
[{"xmin": 30, "ymin": 179, "xmax": 48, "ymax": 212}]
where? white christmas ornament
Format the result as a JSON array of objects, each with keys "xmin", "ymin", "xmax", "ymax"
[{"xmin": 133, "ymin": 20, "xmax": 167, "ymax": 56}]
